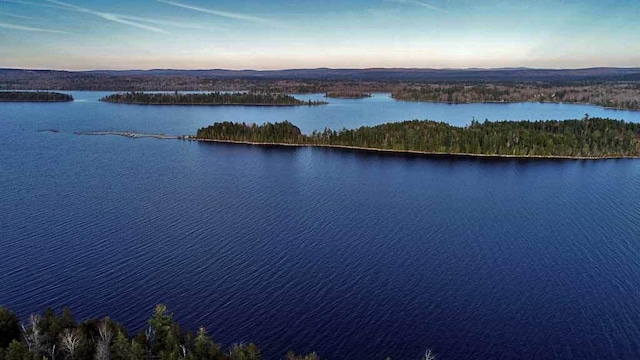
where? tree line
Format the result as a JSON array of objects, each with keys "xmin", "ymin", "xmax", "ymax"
[
  {"xmin": 0, "ymin": 305, "xmax": 320, "ymax": 360},
  {"xmin": 0, "ymin": 92, "xmax": 73, "ymax": 102},
  {"xmin": 324, "ymin": 91, "xmax": 372, "ymax": 99},
  {"xmin": 100, "ymin": 92, "xmax": 327, "ymax": 106},
  {"xmin": 392, "ymin": 84, "xmax": 640, "ymax": 110},
  {"xmin": 196, "ymin": 117, "xmax": 640, "ymax": 158},
  {"xmin": 0, "ymin": 306, "xmax": 436, "ymax": 360}
]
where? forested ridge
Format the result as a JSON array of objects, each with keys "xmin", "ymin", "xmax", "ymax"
[
  {"xmin": 0, "ymin": 305, "xmax": 322, "ymax": 360},
  {"xmin": 100, "ymin": 92, "xmax": 327, "ymax": 106},
  {"xmin": 392, "ymin": 84, "xmax": 640, "ymax": 110},
  {"xmin": 3, "ymin": 67, "xmax": 640, "ymax": 91},
  {"xmin": 0, "ymin": 91, "xmax": 73, "ymax": 102},
  {"xmin": 196, "ymin": 117, "xmax": 640, "ymax": 158}
]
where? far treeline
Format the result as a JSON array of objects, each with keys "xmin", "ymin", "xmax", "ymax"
[
  {"xmin": 324, "ymin": 91, "xmax": 372, "ymax": 99},
  {"xmin": 196, "ymin": 117, "xmax": 640, "ymax": 158},
  {"xmin": 0, "ymin": 305, "xmax": 320, "ymax": 360},
  {"xmin": 392, "ymin": 84, "xmax": 640, "ymax": 110},
  {"xmin": 100, "ymin": 92, "xmax": 328, "ymax": 106},
  {"xmin": 0, "ymin": 91, "xmax": 73, "ymax": 102}
]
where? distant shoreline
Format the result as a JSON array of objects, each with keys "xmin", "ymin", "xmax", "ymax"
[
  {"xmin": 391, "ymin": 98, "xmax": 640, "ymax": 111},
  {"xmin": 99, "ymin": 92, "xmax": 328, "ymax": 107},
  {"xmin": 99, "ymin": 102, "xmax": 318, "ymax": 107},
  {"xmin": 0, "ymin": 91, "xmax": 73, "ymax": 103}
]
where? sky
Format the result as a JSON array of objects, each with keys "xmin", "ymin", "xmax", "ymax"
[{"xmin": 0, "ymin": 0, "xmax": 639, "ymax": 70}]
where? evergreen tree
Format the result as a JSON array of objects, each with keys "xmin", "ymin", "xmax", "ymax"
[{"xmin": 0, "ymin": 308, "xmax": 20, "ymax": 349}]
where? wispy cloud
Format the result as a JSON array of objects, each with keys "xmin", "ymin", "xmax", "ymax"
[
  {"xmin": 44, "ymin": 0, "xmax": 169, "ymax": 34},
  {"xmin": 0, "ymin": 11, "xmax": 39, "ymax": 20},
  {"xmin": 0, "ymin": 21, "xmax": 67, "ymax": 33},
  {"xmin": 4, "ymin": 0, "xmax": 72, "ymax": 11},
  {"xmin": 157, "ymin": 0, "xmax": 286, "ymax": 27},
  {"xmin": 11, "ymin": 0, "xmax": 224, "ymax": 33},
  {"xmin": 388, "ymin": 0, "xmax": 454, "ymax": 14},
  {"xmin": 117, "ymin": 14, "xmax": 223, "ymax": 31}
]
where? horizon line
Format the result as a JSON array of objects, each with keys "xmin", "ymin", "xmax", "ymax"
[{"xmin": 2, "ymin": 66, "xmax": 640, "ymax": 72}]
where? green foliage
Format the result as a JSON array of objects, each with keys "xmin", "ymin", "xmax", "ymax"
[
  {"xmin": 324, "ymin": 91, "xmax": 371, "ymax": 99},
  {"xmin": 193, "ymin": 327, "xmax": 222, "ymax": 360},
  {"xmin": 196, "ymin": 117, "xmax": 640, "ymax": 158},
  {"xmin": 100, "ymin": 92, "xmax": 327, "ymax": 106},
  {"xmin": 228, "ymin": 343, "xmax": 260, "ymax": 360},
  {"xmin": 148, "ymin": 303, "xmax": 184, "ymax": 358},
  {"xmin": 0, "ymin": 305, "xmax": 333, "ymax": 360},
  {"xmin": 128, "ymin": 340, "xmax": 145, "ymax": 360},
  {"xmin": 111, "ymin": 331, "xmax": 131, "ymax": 360},
  {"xmin": 4, "ymin": 341, "xmax": 29, "ymax": 360},
  {"xmin": 0, "ymin": 91, "xmax": 73, "ymax": 102},
  {"xmin": 197, "ymin": 121, "xmax": 304, "ymax": 144},
  {"xmin": 285, "ymin": 351, "xmax": 319, "ymax": 360},
  {"xmin": 40, "ymin": 307, "xmax": 76, "ymax": 350},
  {"xmin": 0, "ymin": 308, "xmax": 20, "ymax": 349}
]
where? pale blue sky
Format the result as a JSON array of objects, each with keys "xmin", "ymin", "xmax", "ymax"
[{"xmin": 1, "ymin": 0, "xmax": 639, "ymax": 70}]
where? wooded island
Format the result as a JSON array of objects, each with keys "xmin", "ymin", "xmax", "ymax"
[
  {"xmin": 195, "ymin": 117, "xmax": 640, "ymax": 158},
  {"xmin": 324, "ymin": 91, "xmax": 372, "ymax": 99},
  {"xmin": 100, "ymin": 92, "xmax": 328, "ymax": 106},
  {"xmin": 0, "ymin": 91, "xmax": 73, "ymax": 102}
]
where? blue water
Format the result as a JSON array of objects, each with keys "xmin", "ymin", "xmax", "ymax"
[{"xmin": 2, "ymin": 93, "xmax": 640, "ymax": 359}]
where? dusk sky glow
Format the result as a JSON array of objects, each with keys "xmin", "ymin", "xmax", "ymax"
[{"xmin": 1, "ymin": 0, "xmax": 639, "ymax": 70}]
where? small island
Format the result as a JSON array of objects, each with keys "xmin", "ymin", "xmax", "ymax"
[
  {"xmin": 0, "ymin": 91, "xmax": 73, "ymax": 102},
  {"xmin": 195, "ymin": 117, "xmax": 640, "ymax": 159},
  {"xmin": 324, "ymin": 91, "xmax": 372, "ymax": 99},
  {"xmin": 100, "ymin": 91, "xmax": 328, "ymax": 106}
]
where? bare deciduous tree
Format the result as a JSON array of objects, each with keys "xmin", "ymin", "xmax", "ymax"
[
  {"xmin": 22, "ymin": 314, "xmax": 42, "ymax": 354},
  {"xmin": 145, "ymin": 326, "xmax": 155, "ymax": 345},
  {"xmin": 95, "ymin": 320, "xmax": 113, "ymax": 360},
  {"xmin": 47, "ymin": 344, "xmax": 58, "ymax": 360},
  {"xmin": 423, "ymin": 349, "xmax": 436, "ymax": 360},
  {"xmin": 60, "ymin": 329, "xmax": 80, "ymax": 360}
]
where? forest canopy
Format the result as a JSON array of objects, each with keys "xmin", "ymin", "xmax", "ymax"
[
  {"xmin": 0, "ymin": 305, "xmax": 322, "ymax": 360},
  {"xmin": 100, "ymin": 92, "xmax": 327, "ymax": 106},
  {"xmin": 0, "ymin": 91, "xmax": 73, "ymax": 102},
  {"xmin": 196, "ymin": 117, "xmax": 640, "ymax": 158},
  {"xmin": 324, "ymin": 91, "xmax": 372, "ymax": 99},
  {"xmin": 392, "ymin": 84, "xmax": 640, "ymax": 110}
]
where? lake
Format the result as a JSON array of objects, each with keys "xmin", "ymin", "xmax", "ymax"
[{"xmin": 1, "ymin": 93, "xmax": 640, "ymax": 359}]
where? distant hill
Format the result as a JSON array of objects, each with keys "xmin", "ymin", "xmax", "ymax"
[
  {"xmin": 1, "ymin": 67, "xmax": 640, "ymax": 90},
  {"xmin": 68, "ymin": 67, "xmax": 640, "ymax": 81}
]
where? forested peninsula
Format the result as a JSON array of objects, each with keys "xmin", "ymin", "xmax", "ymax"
[
  {"xmin": 195, "ymin": 117, "xmax": 640, "ymax": 159},
  {"xmin": 0, "ymin": 305, "xmax": 323, "ymax": 360},
  {"xmin": 0, "ymin": 91, "xmax": 73, "ymax": 102},
  {"xmin": 392, "ymin": 84, "xmax": 640, "ymax": 110},
  {"xmin": 100, "ymin": 92, "xmax": 327, "ymax": 106}
]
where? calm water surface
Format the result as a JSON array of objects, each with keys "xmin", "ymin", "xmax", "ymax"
[{"xmin": 1, "ymin": 93, "xmax": 640, "ymax": 359}]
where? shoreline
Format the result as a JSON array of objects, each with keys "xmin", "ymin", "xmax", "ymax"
[
  {"xmin": 74, "ymin": 131, "xmax": 182, "ymax": 139},
  {"xmin": 0, "ymin": 100, "xmax": 73, "ymax": 103},
  {"xmin": 390, "ymin": 98, "xmax": 640, "ymax": 111},
  {"xmin": 191, "ymin": 138, "xmax": 640, "ymax": 160},
  {"xmin": 99, "ymin": 101, "xmax": 326, "ymax": 107},
  {"xmin": 72, "ymin": 131, "xmax": 640, "ymax": 160}
]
